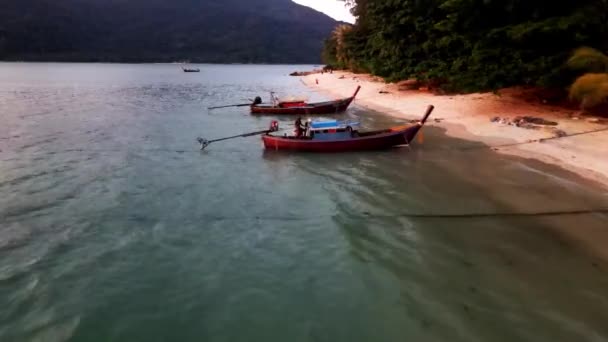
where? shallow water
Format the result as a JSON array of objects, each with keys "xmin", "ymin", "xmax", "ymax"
[{"xmin": 1, "ymin": 63, "xmax": 608, "ymax": 342}]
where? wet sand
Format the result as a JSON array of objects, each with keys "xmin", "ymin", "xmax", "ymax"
[
  {"xmin": 303, "ymin": 71, "xmax": 608, "ymax": 262},
  {"xmin": 303, "ymin": 72, "xmax": 608, "ymax": 188}
]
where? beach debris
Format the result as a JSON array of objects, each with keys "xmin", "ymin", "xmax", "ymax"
[
  {"xmin": 517, "ymin": 123, "xmax": 542, "ymax": 130},
  {"xmin": 554, "ymin": 129, "xmax": 568, "ymax": 138},
  {"xmin": 491, "ymin": 116, "xmax": 558, "ymax": 129},
  {"xmin": 338, "ymin": 75, "xmax": 345, "ymax": 79},
  {"xmin": 514, "ymin": 116, "xmax": 558, "ymax": 126},
  {"xmin": 379, "ymin": 90, "xmax": 390, "ymax": 94},
  {"xmin": 434, "ymin": 118, "xmax": 444, "ymax": 123}
]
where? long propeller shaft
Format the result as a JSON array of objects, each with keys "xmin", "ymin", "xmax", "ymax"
[
  {"xmin": 207, "ymin": 103, "xmax": 252, "ymax": 110},
  {"xmin": 197, "ymin": 129, "xmax": 274, "ymax": 150}
]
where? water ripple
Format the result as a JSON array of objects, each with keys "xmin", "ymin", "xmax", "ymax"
[{"xmin": 1, "ymin": 63, "xmax": 608, "ymax": 342}]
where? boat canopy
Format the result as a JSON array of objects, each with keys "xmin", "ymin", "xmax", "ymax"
[{"xmin": 310, "ymin": 120, "xmax": 360, "ymax": 131}]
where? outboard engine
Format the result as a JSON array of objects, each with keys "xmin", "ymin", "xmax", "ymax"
[
  {"xmin": 253, "ymin": 96, "xmax": 262, "ymax": 105},
  {"xmin": 269, "ymin": 120, "xmax": 279, "ymax": 132}
]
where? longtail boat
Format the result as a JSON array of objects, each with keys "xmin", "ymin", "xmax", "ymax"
[
  {"xmin": 261, "ymin": 105, "xmax": 434, "ymax": 152},
  {"xmin": 250, "ymin": 86, "xmax": 361, "ymax": 115},
  {"xmin": 182, "ymin": 67, "xmax": 200, "ymax": 73}
]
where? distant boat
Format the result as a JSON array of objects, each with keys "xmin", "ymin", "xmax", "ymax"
[{"xmin": 182, "ymin": 67, "xmax": 200, "ymax": 73}]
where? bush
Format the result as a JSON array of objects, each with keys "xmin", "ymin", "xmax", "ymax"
[
  {"xmin": 569, "ymin": 73, "xmax": 608, "ymax": 109},
  {"xmin": 567, "ymin": 47, "xmax": 608, "ymax": 73}
]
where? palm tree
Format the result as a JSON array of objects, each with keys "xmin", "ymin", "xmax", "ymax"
[{"xmin": 332, "ymin": 24, "xmax": 353, "ymax": 67}]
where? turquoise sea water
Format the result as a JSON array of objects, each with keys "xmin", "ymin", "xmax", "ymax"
[{"xmin": 1, "ymin": 63, "xmax": 608, "ymax": 342}]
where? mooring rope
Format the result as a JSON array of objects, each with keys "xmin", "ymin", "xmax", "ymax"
[
  {"xmin": 2, "ymin": 207, "xmax": 607, "ymax": 222},
  {"xmin": 443, "ymin": 126, "xmax": 608, "ymax": 152},
  {"xmin": 130, "ymin": 208, "xmax": 608, "ymax": 221}
]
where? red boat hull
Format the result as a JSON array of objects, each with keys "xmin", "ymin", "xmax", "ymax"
[
  {"xmin": 262, "ymin": 105, "xmax": 434, "ymax": 152},
  {"xmin": 262, "ymin": 125, "xmax": 421, "ymax": 152},
  {"xmin": 250, "ymin": 86, "xmax": 361, "ymax": 115}
]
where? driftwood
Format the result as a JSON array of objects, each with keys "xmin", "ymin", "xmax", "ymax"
[
  {"xmin": 514, "ymin": 116, "xmax": 558, "ymax": 126},
  {"xmin": 491, "ymin": 116, "xmax": 558, "ymax": 127}
]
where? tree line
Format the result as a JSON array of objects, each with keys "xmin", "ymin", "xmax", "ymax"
[{"xmin": 323, "ymin": 0, "xmax": 608, "ymax": 106}]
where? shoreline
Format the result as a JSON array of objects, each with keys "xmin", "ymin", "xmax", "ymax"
[
  {"xmin": 303, "ymin": 71, "xmax": 608, "ymax": 262},
  {"xmin": 302, "ymin": 71, "xmax": 608, "ymax": 189}
]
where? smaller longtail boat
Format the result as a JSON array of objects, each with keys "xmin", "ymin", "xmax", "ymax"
[
  {"xmin": 182, "ymin": 67, "xmax": 200, "ymax": 73},
  {"xmin": 261, "ymin": 105, "xmax": 434, "ymax": 152},
  {"xmin": 250, "ymin": 86, "xmax": 361, "ymax": 115}
]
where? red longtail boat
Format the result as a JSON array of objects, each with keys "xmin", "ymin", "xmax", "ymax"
[
  {"xmin": 250, "ymin": 86, "xmax": 361, "ymax": 115},
  {"xmin": 261, "ymin": 105, "xmax": 434, "ymax": 152}
]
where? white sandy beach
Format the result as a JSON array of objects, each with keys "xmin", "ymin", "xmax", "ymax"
[{"xmin": 303, "ymin": 71, "xmax": 608, "ymax": 188}]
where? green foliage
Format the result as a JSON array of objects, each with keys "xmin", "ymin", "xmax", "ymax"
[
  {"xmin": 322, "ymin": 23, "xmax": 369, "ymax": 72},
  {"xmin": 321, "ymin": 37, "xmax": 339, "ymax": 67},
  {"xmin": 567, "ymin": 47, "xmax": 608, "ymax": 73},
  {"xmin": 324, "ymin": 0, "xmax": 608, "ymax": 92},
  {"xmin": 569, "ymin": 73, "xmax": 608, "ymax": 109},
  {"xmin": 567, "ymin": 48, "xmax": 608, "ymax": 109}
]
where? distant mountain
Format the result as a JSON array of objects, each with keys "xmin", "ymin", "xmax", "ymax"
[{"xmin": 0, "ymin": 0, "xmax": 339, "ymax": 63}]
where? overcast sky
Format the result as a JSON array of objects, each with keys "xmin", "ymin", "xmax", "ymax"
[{"xmin": 293, "ymin": 0, "xmax": 355, "ymax": 23}]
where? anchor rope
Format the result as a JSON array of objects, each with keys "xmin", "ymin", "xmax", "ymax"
[
  {"xmin": 149, "ymin": 208, "xmax": 608, "ymax": 221},
  {"xmin": 2, "ymin": 207, "xmax": 607, "ymax": 222}
]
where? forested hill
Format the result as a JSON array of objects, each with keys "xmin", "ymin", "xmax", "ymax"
[
  {"xmin": 0, "ymin": 0, "xmax": 338, "ymax": 63},
  {"xmin": 324, "ymin": 0, "xmax": 608, "ymax": 92}
]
